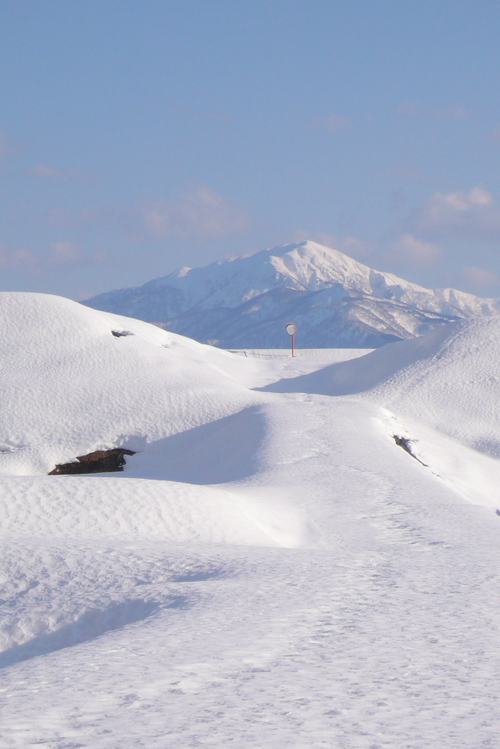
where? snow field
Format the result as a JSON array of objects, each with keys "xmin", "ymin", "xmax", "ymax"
[{"xmin": 1, "ymin": 294, "xmax": 500, "ymax": 747}]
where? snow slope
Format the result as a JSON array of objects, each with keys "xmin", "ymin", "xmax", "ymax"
[
  {"xmin": 262, "ymin": 316, "xmax": 500, "ymax": 456},
  {"xmin": 1, "ymin": 293, "xmax": 500, "ymax": 748},
  {"xmin": 85, "ymin": 240, "xmax": 500, "ymax": 348},
  {"xmin": 262, "ymin": 317, "xmax": 500, "ymax": 510},
  {"xmin": 0, "ymin": 292, "xmax": 259, "ymax": 475}
]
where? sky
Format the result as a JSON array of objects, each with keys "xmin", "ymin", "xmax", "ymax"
[{"xmin": 1, "ymin": 0, "xmax": 500, "ymax": 301}]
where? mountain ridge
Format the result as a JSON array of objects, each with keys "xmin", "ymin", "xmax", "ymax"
[{"xmin": 85, "ymin": 240, "xmax": 500, "ymax": 348}]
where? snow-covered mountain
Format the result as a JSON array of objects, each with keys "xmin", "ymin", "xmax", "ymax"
[{"xmin": 85, "ymin": 240, "xmax": 500, "ymax": 347}]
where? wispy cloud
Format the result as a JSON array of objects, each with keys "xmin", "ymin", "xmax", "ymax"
[
  {"xmin": 310, "ymin": 113, "xmax": 350, "ymax": 133},
  {"xmin": 408, "ymin": 186, "xmax": 500, "ymax": 242},
  {"xmin": 462, "ymin": 265, "xmax": 499, "ymax": 288},
  {"xmin": 46, "ymin": 241, "xmax": 108, "ymax": 269},
  {"xmin": 0, "ymin": 241, "xmax": 40, "ymax": 273},
  {"xmin": 47, "ymin": 241, "xmax": 80, "ymax": 267},
  {"xmin": 23, "ymin": 163, "xmax": 89, "ymax": 183},
  {"xmin": 25, "ymin": 163, "xmax": 76, "ymax": 180},
  {"xmin": 390, "ymin": 233, "xmax": 442, "ymax": 267},
  {"xmin": 45, "ymin": 185, "xmax": 251, "ymax": 243},
  {"xmin": 140, "ymin": 185, "xmax": 251, "ymax": 240},
  {"xmin": 0, "ymin": 239, "xmax": 107, "ymax": 275}
]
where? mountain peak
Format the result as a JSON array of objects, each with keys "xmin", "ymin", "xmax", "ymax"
[
  {"xmin": 265, "ymin": 240, "xmax": 373, "ymax": 293},
  {"xmin": 266, "ymin": 239, "xmax": 362, "ymax": 267},
  {"xmin": 85, "ymin": 241, "xmax": 500, "ymax": 348}
]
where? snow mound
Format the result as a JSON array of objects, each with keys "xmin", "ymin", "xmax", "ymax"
[
  {"xmin": 0, "ymin": 475, "xmax": 306, "ymax": 548},
  {"xmin": 0, "ymin": 292, "xmax": 257, "ymax": 475},
  {"xmin": 263, "ymin": 317, "xmax": 500, "ymax": 456}
]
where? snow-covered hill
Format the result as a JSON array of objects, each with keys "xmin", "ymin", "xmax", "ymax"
[
  {"xmin": 2, "ymin": 292, "xmax": 500, "ymax": 748},
  {"xmin": 85, "ymin": 240, "xmax": 500, "ymax": 347},
  {"xmin": 0, "ymin": 292, "xmax": 257, "ymax": 476}
]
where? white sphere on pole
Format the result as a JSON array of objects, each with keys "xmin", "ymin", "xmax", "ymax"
[{"xmin": 285, "ymin": 322, "xmax": 297, "ymax": 357}]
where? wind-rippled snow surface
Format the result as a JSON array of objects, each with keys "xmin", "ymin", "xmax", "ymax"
[{"xmin": 1, "ymin": 293, "xmax": 500, "ymax": 748}]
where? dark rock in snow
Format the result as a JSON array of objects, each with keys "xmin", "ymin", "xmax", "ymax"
[
  {"xmin": 111, "ymin": 330, "xmax": 134, "ymax": 337},
  {"xmin": 49, "ymin": 448, "xmax": 136, "ymax": 475},
  {"xmin": 393, "ymin": 435, "xmax": 428, "ymax": 467}
]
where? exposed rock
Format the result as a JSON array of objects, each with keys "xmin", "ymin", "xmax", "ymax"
[
  {"xmin": 49, "ymin": 448, "xmax": 136, "ymax": 475},
  {"xmin": 393, "ymin": 435, "xmax": 427, "ymax": 467},
  {"xmin": 111, "ymin": 330, "xmax": 134, "ymax": 337}
]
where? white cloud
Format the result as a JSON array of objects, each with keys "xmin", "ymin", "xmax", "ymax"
[
  {"xmin": 391, "ymin": 233, "xmax": 442, "ymax": 267},
  {"xmin": 0, "ymin": 239, "xmax": 107, "ymax": 276},
  {"xmin": 0, "ymin": 241, "xmax": 40, "ymax": 273},
  {"xmin": 337, "ymin": 235, "xmax": 374, "ymax": 260},
  {"xmin": 47, "ymin": 241, "xmax": 80, "ymax": 267},
  {"xmin": 48, "ymin": 241, "xmax": 108, "ymax": 269},
  {"xmin": 440, "ymin": 186, "xmax": 492, "ymax": 211},
  {"xmin": 462, "ymin": 265, "xmax": 499, "ymax": 288},
  {"xmin": 141, "ymin": 185, "xmax": 250, "ymax": 240},
  {"xmin": 45, "ymin": 186, "xmax": 249, "ymax": 242},
  {"xmin": 310, "ymin": 113, "xmax": 350, "ymax": 133},
  {"xmin": 408, "ymin": 187, "xmax": 500, "ymax": 241}
]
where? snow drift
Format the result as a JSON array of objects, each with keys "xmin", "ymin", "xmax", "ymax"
[{"xmin": 262, "ymin": 316, "xmax": 500, "ymax": 458}]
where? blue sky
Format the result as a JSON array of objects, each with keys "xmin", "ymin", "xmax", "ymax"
[{"xmin": 1, "ymin": 0, "xmax": 500, "ymax": 300}]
